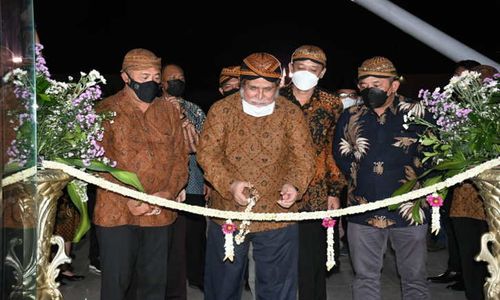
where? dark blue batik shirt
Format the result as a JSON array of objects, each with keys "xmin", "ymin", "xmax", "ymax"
[{"xmin": 333, "ymin": 96, "xmax": 433, "ymax": 228}]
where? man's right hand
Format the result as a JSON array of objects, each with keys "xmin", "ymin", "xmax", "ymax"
[
  {"xmin": 230, "ymin": 181, "xmax": 252, "ymax": 206},
  {"xmin": 126, "ymin": 199, "xmax": 151, "ymax": 216}
]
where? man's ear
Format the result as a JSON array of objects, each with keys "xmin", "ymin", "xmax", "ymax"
[
  {"xmin": 121, "ymin": 72, "xmax": 129, "ymax": 84},
  {"xmin": 218, "ymin": 87, "xmax": 224, "ymax": 96},
  {"xmin": 391, "ymin": 80, "xmax": 400, "ymax": 93},
  {"xmin": 319, "ymin": 67, "xmax": 327, "ymax": 79}
]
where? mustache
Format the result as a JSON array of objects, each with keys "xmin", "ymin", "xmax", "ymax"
[{"xmin": 240, "ymin": 89, "xmax": 280, "ymax": 103}]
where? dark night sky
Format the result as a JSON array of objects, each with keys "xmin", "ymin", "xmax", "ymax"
[{"xmin": 34, "ymin": 0, "xmax": 499, "ymax": 110}]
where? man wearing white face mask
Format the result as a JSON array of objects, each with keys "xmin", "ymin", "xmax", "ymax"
[
  {"xmin": 280, "ymin": 45, "xmax": 345, "ymax": 300},
  {"xmin": 198, "ymin": 52, "xmax": 315, "ymax": 300}
]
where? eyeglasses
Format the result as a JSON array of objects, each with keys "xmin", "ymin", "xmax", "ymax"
[{"xmin": 337, "ymin": 92, "xmax": 358, "ymax": 98}]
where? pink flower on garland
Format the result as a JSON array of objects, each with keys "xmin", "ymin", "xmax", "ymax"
[
  {"xmin": 426, "ymin": 194, "xmax": 444, "ymax": 207},
  {"xmin": 222, "ymin": 222, "xmax": 236, "ymax": 234},
  {"xmin": 322, "ymin": 217, "xmax": 337, "ymax": 228}
]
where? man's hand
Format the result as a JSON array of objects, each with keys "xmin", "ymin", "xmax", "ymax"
[
  {"xmin": 230, "ymin": 181, "xmax": 252, "ymax": 206},
  {"xmin": 126, "ymin": 199, "xmax": 151, "ymax": 216},
  {"xmin": 182, "ymin": 120, "xmax": 199, "ymax": 153},
  {"xmin": 165, "ymin": 96, "xmax": 181, "ymax": 111},
  {"xmin": 327, "ymin": 196, "xmax": 340, "ymax": 210},
  {"xmin": 176, "ymin": 189, "xmax": 186, "ymax": 202},
  {"xmin": 203, "ymin": 184, "xmax": 212, "ymax": 201},
  {"xmin": 277, "ymin": 183, "xmax": 298, "ymax": 208}
]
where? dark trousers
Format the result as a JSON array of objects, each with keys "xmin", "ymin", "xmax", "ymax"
[
  {"xmin": 87, "ymin": 184, "xmax": 99, "ymax": 264},
  {"xmin": 348, "ymin": 223, "xmax": 429, "ymax": 300},
  {"xmin": 166, "ymin": 194, "xmax": 206, "ymax": 299},
  {"xmin": 298, "ymin": 219, "xmax": 338, "ymax": 300},
  {"xmin": 442, "ymin": 189, "xmax": 462, "ymax": 272},
  {"xmin": 96, "ymin": 225, "xmax": 170, "ymax": 300},
  {"xmin": 166, "ymin": 216, "xmax": 187, "ymax": 300},
  {"xmin": 184, "ymin": 194, "xmax": 206, "ymax": 286},
  {"xmin": 205, "ymin": 221, "xmax": 298, "ymax": 300},
  {"xmin": 452, "ymin": 217, "xmax": 488, "ymax": 300}
]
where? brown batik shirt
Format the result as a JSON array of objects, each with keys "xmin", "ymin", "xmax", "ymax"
[
  {"xmin": 280, "ymin": 85, "xmax": 345, "ymax": 211},
  {"xmin": 94, "ymin": 87, "xmax": 188, "ymax": 227},
  {"xmin": 450, "ymin": 182, "xmax": 486, "ymax": 221},
  {"xmin": 197, "ymin": 93, "xmax": 316, "ymax": 232}
]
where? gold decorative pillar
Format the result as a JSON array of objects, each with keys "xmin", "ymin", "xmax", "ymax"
[
  {"xmin": 3, "ymin": 169, "xmax": 72, "ymax": 300},
  {"xmin": 35, "ymin": 170, "xmax": 72, "ymax": 300},
  {"xmin": 473, "ymin": 167, "xmax": 500, "ymax": 300}
]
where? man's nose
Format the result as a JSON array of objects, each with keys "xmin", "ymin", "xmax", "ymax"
[{"xmin": 258, "ymin": 90, "xmax": 264, "ymax": 99}]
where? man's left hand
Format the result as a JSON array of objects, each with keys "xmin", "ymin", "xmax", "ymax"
[
  {"xmin": 327, "ymin": 196, "xmax": 340, "ymax": 210},
  {"xmin": 277, "ymin": 183, "xmax": 298, "ymax": 208}
]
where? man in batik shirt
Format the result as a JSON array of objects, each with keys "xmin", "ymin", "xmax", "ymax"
[
  {"xmin": 280, "ymin": 45, "xmax": 345, "ymax": 300},
  {"xmin": 95, "ymin": 49, "xmax": 188, "ymax": 300},
  {"xmin": 198, "ymin": 52, "xmax": 315, "ymax": 300},
  {"xmin": 160, "ymin": 63, "xmax": 209, "ymax": 298},
  {"xmin": 333, "ymin": 56, "xmax": 432, "ymax": 300}
]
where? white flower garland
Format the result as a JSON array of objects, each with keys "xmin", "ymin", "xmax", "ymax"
[
  {"xmin": 426, "ymin": 193, "xmax": 444, "ymax": 234},
  {"xmin": 2, "ymin": 157, "xmax": 499, "ymax": 222},
  {"xmin": 322, "ymin": 218, "xmax": 337, "ymax": 271},
  {"xmin": 222, "ymin": 220, "xmax": 236, "ymax": 262},
  {"xmin": 1, "ymin": 158, "xmax": 498, "ymax": 269},
  {"xmin": 430, "ymin": 207, "xmax": 441, "ymax": 234},
  {"xmin": 326, "ymin": 226, "xmax": 335, "ymax": 271},
  {"xmin": 28, "ymin": 158, "xmax": 497, "ymax": 221},
  {"xmin": 234, "ymin": 188, "xmax": 259, "ymax": 245}
]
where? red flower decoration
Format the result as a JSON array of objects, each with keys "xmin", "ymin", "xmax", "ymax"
[
  {"xmin": 426, "ymin": 194, "xmax": 444, "ymax": 207},
  {"xmin": 222, "ymin": 222, "xmax": 236, "ymax": 234},
  {"xmin": 322, "ymin": 217, "xmax": 337, "ymax": 228}
]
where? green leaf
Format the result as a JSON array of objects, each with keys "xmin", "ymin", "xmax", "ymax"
[
  {"xmin": 392, "ymin": 179, "xmax": 417, "ymax": 196},
  {"xmin": 388, "ymin": 203, "xmax": 400, "ymax": 211},
  {"xmin": 440, "ymin": 144, "xmax": 451, "ymax": 151},
  {"xmin": 3, "ymin": 162, "xmax": 24, "ymax": 175},
  {"xmin": 55, "ymin": 158, "xmax": 145, "ymax": 192},
  {"xmin": 109, "ymin": 169, "xmax": 145, "ymax": 192},
  {"xmin": 420, "ymin": 136, "xmax": 438, "ymax": 146},
  {"xmin": 422, "ymin": 175, "xmax": 442, "ymax": 187},
  {"xmin": 445, "ymin": 168, "xmax": 464, "ymax": 178},
  {"xmin": 412, "ymin": 199, "xmax": 423, "ymax": 224},
  {"xmin": 434, "ymin": 158, "xmax": 467, "ymax": 170},
  {"xmin": 422, "ymin": 151, "xmax": 438, "ymax": 157},
  {"xmin": 37, "ymin": 93, "xmax": 52, "ymax": 102},
  {"xmin": 67, "ymin": 180, "xmax": 90, "ymax": 243},
  {"xmin": 437, "ymin": 188, "xmax": 449, "ymax": 201}
]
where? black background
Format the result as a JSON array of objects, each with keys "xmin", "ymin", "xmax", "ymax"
[{"xmin": 34, "ymin": 0, "xmax": 499, "ymax": 110}]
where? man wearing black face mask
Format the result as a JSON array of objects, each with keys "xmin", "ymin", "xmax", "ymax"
[
  {"xmin": 95, "ymin": 49, "xmax": 189, "ymax": 300},
  {"xmin": 333, "ymin": 56, "xmax": 434, "ymax": 300},
  {"xmin": 161, "ymin": 63, "xmax": 209, "ymax": 299}
]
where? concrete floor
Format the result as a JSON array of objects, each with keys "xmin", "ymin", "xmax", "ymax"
[{"xmin": 60, "ymin": 234, "xmax": 468, "ymax": 300}]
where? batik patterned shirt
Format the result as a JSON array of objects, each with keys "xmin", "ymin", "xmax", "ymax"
[
  {"xmin": 280, "ymin": 85, "xmax": 345, "ymax": 211},
  {"xmin": 178, "ymin": 98, "xmax": 206, "ymax": 195},
  {"xmin": 197, "ymin": 93, "xmax": 316, "ymax": 232},
  {"xmin": 333, "ymin": 95, "xmax": 432, "ymax": 228}
]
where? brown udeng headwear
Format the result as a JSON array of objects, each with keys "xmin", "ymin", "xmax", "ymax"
[
  {"xmin": 121, "ymin": 48, "xmax": 161, "ymax": 72},
  {"xmin": 358, "ymin": 56, "xmax": 398, "ymax": 79},
  {"xmin": 219, "ymin": 65, "xmax": 240, "ymax": 85},
  {"xmin": 291, "ymin": 45, "xmax": 327, "ymax": 66},
  {"xmin": 240, "ymin": 52, "xmax": 282, "ymax": 83},
  {"xmin": 471, "ymin": 64, "xmax": 498, "ymax": 80}
]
